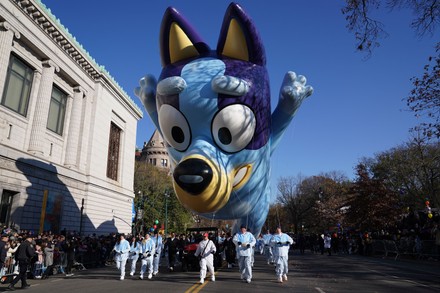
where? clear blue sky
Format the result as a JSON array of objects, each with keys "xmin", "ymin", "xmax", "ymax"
[{"xmin": 41, "ymin": 0, "xmax": 437, "ymax": 197}]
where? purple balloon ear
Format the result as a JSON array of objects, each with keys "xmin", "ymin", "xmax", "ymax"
[
  {"xmin": 160, "ymin": 7, "xmax": 210, "ymax": 67},
  {"xmin": 217, "ymin": 2, "xmax": 266, "ymax": 66}
]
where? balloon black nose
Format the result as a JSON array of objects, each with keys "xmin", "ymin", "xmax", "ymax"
[{"xmin": 173, "ymin": 158, "xmax": 213, "ymax": 195}]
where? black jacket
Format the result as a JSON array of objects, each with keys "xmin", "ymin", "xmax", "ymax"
[
  {"xmin": 0, "ymin": 240, "xmax": 7, "ymax": 263},
  {"xmin": 15, "ymin": 240, "xmax": 35, "ymax": 262}
]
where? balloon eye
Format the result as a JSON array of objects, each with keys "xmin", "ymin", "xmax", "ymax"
[
  {"xmin": 212, "ymin": 104, "xmax": 256, "ymax": 153},
  {"xmin": 158, "ymin": 104, "xmax": 191, "ymax": 152},
  {"xmin": 172, "ymin": 126, "xmax": 185, "ymax": 144},
  {"xmin": 218, "ymin": 127, "xmax": 232, "ymax": 145}
]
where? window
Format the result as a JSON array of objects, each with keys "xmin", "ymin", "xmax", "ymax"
[
  {"xmin": 47, "ymin": 86, "xmax": 67, "ymax": 135},
  {"xmin": 1, "ymin": 54, "xmax": 34, "ymax": 116},
  {"xmin": 0, "ymin": 190, "xmax": 15, "ymax": 227},
  {"xmin": 161, "ymin": 158, "xmax": 168, "ymax": 167},
  {"xmin": 107, "ymin": 122, "xmax": 121, "ymax": 181}
]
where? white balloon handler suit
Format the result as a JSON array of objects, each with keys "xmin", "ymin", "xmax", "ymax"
[
  {"xmin": 270, "ymin": 232, "xmax": 294, "ymax": 281},
  {"xmin": 129, "ymin": 240, "xmax": 141, "ymax": 276},
  {"xmin": 262, "ymin": 232, "xmax": 274, "ymax": 264},
  {"xmin": 194, "ymin": 238, "xmax": 217, "ymax": 284},
  {"xmin": 139, "ymin": 236, "xmax": 156, "ymax": 279},
  {"xmin": 233, "ymin": 231, "xmax": 256, "ymax": 283},
  {"xmin": 114, "ymin": 238, "xmax": 131, "ymax": 280},
  {"xmin": 152, "ymin": 234, "xmax": 163, "ymax": 275}
]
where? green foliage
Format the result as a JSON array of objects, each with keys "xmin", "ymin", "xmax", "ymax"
[{"xmin": 133, "ymin": 162, "xmax": 193, "ymax": 235}]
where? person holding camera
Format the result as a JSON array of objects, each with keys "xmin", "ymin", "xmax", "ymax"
[
  {"xmin": 63, "ymin": 236, "xmax": 76, "ymax": 277},
  {"xmin": 232, "ymin": 225, "xmax": 256, "ymax": 284},
  {"xmin": 270, "ymin": 226, "xmax": 294, "ymax": 283},
  {"xmin": 194, "ymin": 233, "xmax": 216, "ymax": 284}
]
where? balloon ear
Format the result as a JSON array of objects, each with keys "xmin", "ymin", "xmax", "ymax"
[
  {"xmin": 160, "ymin": 7, "xmax": 210, "ymax": 67},
  {"xmin": 217, "ymin": 3, "xmax": 266, "ymax": 66}
]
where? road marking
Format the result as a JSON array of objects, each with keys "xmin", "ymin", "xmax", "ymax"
[
  {"xmin": 315, "ymin": 287, "xmax": 326, "ymax": 293},
  {"xmin": 184, "ymin": 272, "xmax": 216, "ymax": 293},
  {"xmin": 185, "ymin": 281, "xmax": 208, "ymax": 293}
]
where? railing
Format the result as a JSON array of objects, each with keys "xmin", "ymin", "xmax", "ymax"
[
  {"xmin": 372, "ymin": 239, "xmax": 439, "ymax": 260},
  {"xmin": 0, "ymin": 256, "xmax": 18, "ymax": 284}
]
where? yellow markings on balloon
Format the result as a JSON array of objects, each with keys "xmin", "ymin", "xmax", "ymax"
[
  {"xmin": 169, "ymin": 22, "xmax": 199, "ymax": 64},
  {"xmin": 174, "ymin": 154, "xmax": 231, "ymax": 213},
  {"xmin": 232, "ymin": 164, "xmax": 252, "ymax": 190}
]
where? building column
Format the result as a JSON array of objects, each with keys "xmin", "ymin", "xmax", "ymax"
[
  {"xmin": 64, "ymin": 86, "xmax": 84, "ymax": 167},
  {"xmin": 28, "ymin": 60, "xmax": 59, "ymax": 155},
  {"xmin": 0, "ymin": 22, "xmax": 20, "ymax": 97}
]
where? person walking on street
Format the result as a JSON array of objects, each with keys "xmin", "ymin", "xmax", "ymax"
[
  {"xmin": 113, "ymin": 234, "xmax": 130, "ymax": 280},
  {"xmin": 128, "ymin": 235, "xmax": 141, "ymax": 277},
  {"xmin": 164, "ymin": 232, "xmax": 179, "ymax": 272},
  {"xmin": 324, "ymin": 234, "xmax": 332, "ymax": 256},
  {"xmin": 7, "ymin": 235, "xmax": 35, "ymax": 291},
  {"xmin": 139, "ymin": 233, "xmax": 155, "ymax": 280},
  {"xmin": 232, "ymin": 225, "xmax": 256, "ymax": 284},
  {"xmin": 270, "ymin": 226, "xmax": 294, "ymax": 283},
  {"xmin": 194, "ymin": 233, "xmax": 216, "ymax": 284},
  {"xmin": 223, "ymin": 232, "xmax": 236, "ymax": 268},
  {"xmin": 262, "ymin": 229, "xmax": 273, "ymax": 265},
  {"xmin": 152, "ymin": 230, "xmax": 163, "ymax": 276}
]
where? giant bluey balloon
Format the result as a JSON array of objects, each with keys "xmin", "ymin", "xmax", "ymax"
[{"xmin": 135, "ymin": 2, "xmax": 313, "ymax": 236}]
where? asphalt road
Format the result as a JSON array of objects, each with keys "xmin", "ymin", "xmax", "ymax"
[{"xmin": 1, "ymin": 252, "xmax": 439, "ymax": 293}]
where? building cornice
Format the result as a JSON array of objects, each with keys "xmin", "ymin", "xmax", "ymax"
[{"xmin": 9, "ymin": 0, "xmax": 142, "ymax": 118}]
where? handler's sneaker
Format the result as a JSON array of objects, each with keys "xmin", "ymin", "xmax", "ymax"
[
  {"xmin": 246, "ymin": 279, "xmax": 251, "ymax": 283},
  {"xmin": 148, "ymin": 273, "xmax": 152, "ymax": 279},
  {"xmin": 283, "ymin": 274, "xmax": 288, "ymax": 281},
  {"xmin": 199, "ymin": 278, "xmax": 204, "ymax": 284},
  {"xmin": 120, "ymin": 276, "xmax": 124, "ymax": 281},
  {"xmin": 129, "ymin": 272, "xmax": 134, "ymax": 276},
  {"xmin": 139, "ymin": 275, "xmax": 144, "ymax": 280},
  {"xmin": 278, "ymin": 276, "xmax": 283, "ymax": 283},
  {"xmin": 211, "ymin": 276, "xmax": 215, "ymax": 282},
  {"xmin": 153, "ymin": 271, "xmax": 158, "ymax": 276}
]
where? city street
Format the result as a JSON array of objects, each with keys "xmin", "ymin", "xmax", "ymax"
[{"xmin": 1, "ymin": 252, "xmax": 439, "ymax": 293}]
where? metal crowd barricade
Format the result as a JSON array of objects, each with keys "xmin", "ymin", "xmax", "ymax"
[
  {"xmin": 419, "ymin": 240, "xmax": 438, "ymax": 259},
  {"xmin": 0, "ymin": 256, "xmax": 18, "ymax": 284},
  {"xmin": 53, "ymin": 250, "xmax": 66, "ymax": 274}
]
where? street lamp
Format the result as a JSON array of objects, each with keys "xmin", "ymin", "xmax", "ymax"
[
  {"xmin": 164, "ymin": 190, "xmax": 170, "ymax": 237},
  {"xmin": 137, "ymin": 191, "xmax": 144, "ymax": 234}
]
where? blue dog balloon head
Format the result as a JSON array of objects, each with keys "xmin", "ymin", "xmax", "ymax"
[{"xmin": 136, "ymin": 2, "xmax": 313, "ymax": 235}]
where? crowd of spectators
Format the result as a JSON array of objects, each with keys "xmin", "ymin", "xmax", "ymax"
[{"xmin": 0, "ymin": 212, "xmax": 438, "ymax": 284}]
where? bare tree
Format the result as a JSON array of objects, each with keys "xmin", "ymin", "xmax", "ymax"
[
  {"xmin": 342, "ymin": 0, "xmax": 440, "ymax": 56},
  {"xmin": 407, "ymin": 44, "xmax": 440, "ymax": 139}
]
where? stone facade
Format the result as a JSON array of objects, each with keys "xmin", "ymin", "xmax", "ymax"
[
  {"xmin": 0, "ymin": 0, "xmax": 142, "ymax": 235},
  {"xmin": 138, "ymin": 130, "xmax": 170, "ymax": 171}
]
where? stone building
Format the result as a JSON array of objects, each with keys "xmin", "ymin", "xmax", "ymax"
[
  {"xmin": 138, "ymin": 129, "xmax": 170, "ymax": 171},
  {"xmin": 0, "ymin": 0, "xmax": 142, "ymax": 235}
]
